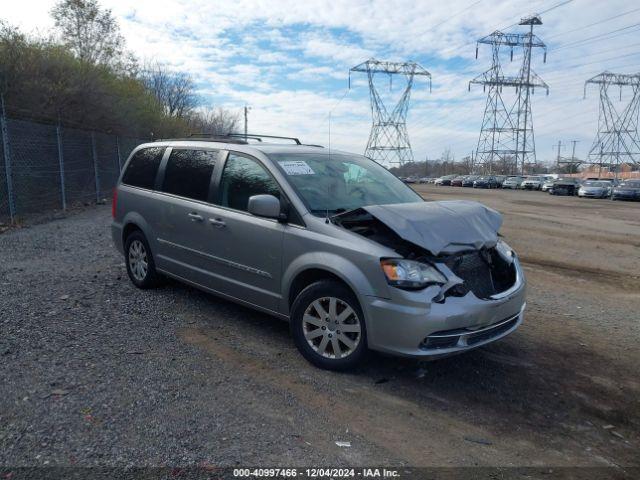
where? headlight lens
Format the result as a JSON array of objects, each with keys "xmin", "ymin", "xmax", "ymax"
[
  {"xmin": 380, "ymin": 259, "xmax": 447, "ymax": 289},
  {"xmin": 495, "ymin": 238, "xmax": 514, "ymax": 263}
]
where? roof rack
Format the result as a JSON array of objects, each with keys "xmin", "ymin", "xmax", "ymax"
[
  {"xmin": 226, "ymin": 133, "xmax": 301, "ymax": 145},
  {"xmin": 154, "ymin": 133, "xmax": 248, "ymax": 144},
  {"xmin": 153, "ymin": 132, "xmax": 314, "ymax": 146}
]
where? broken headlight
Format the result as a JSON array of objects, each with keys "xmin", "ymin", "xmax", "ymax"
[
  {"xmin": 495, "ymin": 239, "xmax": 514, "ymax": 264},
  {"xmin": 380, "ymin": 259, "xmax": 447, "ymax": 289}
]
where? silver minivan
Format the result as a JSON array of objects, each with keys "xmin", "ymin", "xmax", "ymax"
[{"xmin": 112, "ymin": 135, "xmax": 526, "ymax": 370}]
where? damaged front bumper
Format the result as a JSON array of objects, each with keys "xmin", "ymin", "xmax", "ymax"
[{"xmin": 362, "ymin": 257, "xmax": 526, "ymax": 358}]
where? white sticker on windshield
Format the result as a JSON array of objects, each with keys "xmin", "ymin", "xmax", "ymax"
[{"xmin": 279, "ymin": 160, "xmax": 315, "ymax": 175}]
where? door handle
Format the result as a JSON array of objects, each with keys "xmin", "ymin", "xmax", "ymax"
[
  {"xmin": 188, "ymin": 212, "xmax": 204, "ymax": 222},
  {"xmin": 209, "ymin": 217, "xmax": 226, "ymax": 228}
]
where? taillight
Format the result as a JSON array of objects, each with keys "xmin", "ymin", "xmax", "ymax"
[{"xmin": 112, "ymin": 188, "xmax": 118, "ymax": 218}]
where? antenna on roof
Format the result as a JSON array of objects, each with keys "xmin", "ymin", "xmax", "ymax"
[{"xmin": 326, "ymin": 87, "xmax": 351, "ymax": 158}]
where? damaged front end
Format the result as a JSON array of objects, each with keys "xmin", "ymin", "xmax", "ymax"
[
  {"xmin": 333, "ymin": 200, "xmax": 525, "ymax": 358},
  {"xmin": 332, "ymin": 201, "xmax": 520, "ymax": 303}
]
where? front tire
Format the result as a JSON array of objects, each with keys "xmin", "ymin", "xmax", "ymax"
[
  {"xmin": 124, "ymin": 231, "xmax": 163, "ymax": 289},
  {"xmin": 291, "ymin": 280, "xmax": 368, "ymax": 371}
]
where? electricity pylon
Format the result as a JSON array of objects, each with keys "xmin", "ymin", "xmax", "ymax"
[
  {"xmin": 350, "ymin": 58, "xmax": 431, "ymax": 166},
  {"xmin": 584, "ymin": 72, "xmax": 640, "ymax": 174},
  {"xmin": 470, "ymin": 15, "xmax": 548, "ymax": 174}
]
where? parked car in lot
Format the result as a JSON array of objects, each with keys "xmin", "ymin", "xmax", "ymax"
[
  {"xmin": 403, "ymin": 176, "xmax": 418, "ymax": 184},
  {"xmin": 112, "ymin": 134, "xmax": 526, "ymax": 370},
  {"xmin": 434, "ymin": 175, "xmax": 456, "ymax": 186},
  {"xmin": 520, "ymin": 176, "xmax": 547, "ymax": 190},
  {"xmin": 462, "ymin": 175, "xmax": 479, "ymax": 187},
  {"xmin": 502, "ymin": 176, "xmax": 525, "ymax": 189},
  {"xmin": 549, "ymin": 178, "xmax": 581, "ymax": 196},
  {"xmin": 494, "ymin": 175, "xmax": 507, "ymax": 187},
  {"xmin": 578, "ymin": 180, "xmax": 612, "ymax": 198},
  {"xmin": 418, "ymin": 177, "xmax": 432, "ymax": 184},
  {"xmin": 474, "ymin": 175, "xmax": 500, "ymax": 189},
  {"xmin": 612, "ymin": 179, "xmax": 640, "ymax": 201},
  {"xmin": 541, "ymin": 178, "xmax": 555, "ymax": 192},
  {"xmin": 451, "ymin": 176, "xmax": 466, "ymax": 187}
]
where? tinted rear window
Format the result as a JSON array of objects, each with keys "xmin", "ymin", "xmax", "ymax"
[
  {"xmin": 122, "ymin": 147, "xmax": 164, "ymax": 189},
  {"xmin": 161, "ymin": 149, "xmax": 219, "ymax": 202}
]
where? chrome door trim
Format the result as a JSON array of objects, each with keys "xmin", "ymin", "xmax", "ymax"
[{"xmin": 157, "ymin": 237, "xmax": 273, "ymax": 279}]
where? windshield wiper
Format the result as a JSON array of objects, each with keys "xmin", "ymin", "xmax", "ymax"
[{"xmin": 311, "ymin": 208, "xmax": 348, "ymax": 216}]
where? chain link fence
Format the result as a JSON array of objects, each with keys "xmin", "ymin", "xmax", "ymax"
[{"xmin": 0, "ymin": 115, "xmax": 148, "ymax": 223}]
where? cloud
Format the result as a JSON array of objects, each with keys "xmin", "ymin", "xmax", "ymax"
[{"xmin": 2, "ymin": 0, "xmax": 640, "ymax": 164}]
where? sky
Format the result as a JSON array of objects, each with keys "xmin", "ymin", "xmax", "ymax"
[{"xmin": 3, "ymin": 0, "xmax": 640, "ymax": 166}]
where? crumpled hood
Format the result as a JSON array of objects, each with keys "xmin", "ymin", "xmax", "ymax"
[{"xmin": 362, "ymin": 200, "xmax": 503, "ymax": 255}]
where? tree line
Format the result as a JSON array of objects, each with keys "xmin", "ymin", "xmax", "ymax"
[
  {"xmin": 388, "ymin": 149, "xmax": 554, "ymax": 178},
  {"xmin": 0, "ymin": 0, "xmax": 238, "ymax": 138}
]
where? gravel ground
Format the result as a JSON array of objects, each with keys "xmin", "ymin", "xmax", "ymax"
[{"xmin": 1, "ymin": 191, "xmax": 639, "ymax": 474}]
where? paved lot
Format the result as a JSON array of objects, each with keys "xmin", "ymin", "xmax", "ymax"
[{"xmin": 1, "ymin": 187, "xmax": 639, "ymax": 471}]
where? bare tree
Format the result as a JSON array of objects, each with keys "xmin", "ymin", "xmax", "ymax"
[
  {"xmin": 142, "ymin": 62, "xmax": 199, "ymax": 118},
  {"xmin": 51, "ymin": 0, "xmax": 125, "ymax": 67},
  {"xmin": 187, "ymin": 107, "xmax": 240, "ymax": 135},
  {"xmin": 459, "ymin": 155, "xmax": 474, "ymax": 174}
]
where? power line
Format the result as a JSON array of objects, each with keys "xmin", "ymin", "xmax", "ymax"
[
  {"xmin": 551, "ymin": 23, "xmax": 640, "ymax": 51},
  {"xmin": 545, "ymin": 6, "xmax": 640, "ymax": 39}
]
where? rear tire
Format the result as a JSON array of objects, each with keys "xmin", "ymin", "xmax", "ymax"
[
  {"xmin": 291, "ymin": 280, "xmax": 368, "ymax": 371},
  {"xmin": 124, "ymin": 231, "xmax": 163, "ymax": 289}
]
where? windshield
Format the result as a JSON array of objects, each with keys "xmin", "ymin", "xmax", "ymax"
[
  {"xmin": 584, "ymin": 181, "xmax": 607, "ymax": 187},
  {"xmin": 269, "ymin": 152, "xmax": 423, "ymax": 215}
]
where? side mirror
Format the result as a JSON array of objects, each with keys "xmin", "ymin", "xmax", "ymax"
[{"xmin": 248, "ymin": 194, "xmax": 281, "ymax": 219}]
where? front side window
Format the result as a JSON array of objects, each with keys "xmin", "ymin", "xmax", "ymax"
[
  {"xmin": 121, "ymin": 147, "xmax": 164, "ymax": 189},
  {"xmin": 218, "ymin": 154, "xmax": 280, "ymax": 212},
  {"xmin": 269, "ymin": 153, "xmax": 422, "ymax": 215},
  {"xmin": 161, "ymin": 149, "xmax": 218, "ymax": 202}
]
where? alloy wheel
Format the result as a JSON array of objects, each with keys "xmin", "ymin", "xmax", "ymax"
[
  {"xmin": 302, "ymin": 297, "xmax": 362, "ymax": 359},
  {"xmin": 128, "ymin": 239, "xmax": 148, "ymax": 281}
]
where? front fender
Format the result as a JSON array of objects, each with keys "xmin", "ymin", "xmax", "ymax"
[{"xmin": 282, "ymin": 252, "xmax": 387, "ymax": 317}]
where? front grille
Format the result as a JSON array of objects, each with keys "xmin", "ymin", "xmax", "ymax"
[{"xmin": 444, "ymin": 249, "xmax": 516, "ymax": 299}]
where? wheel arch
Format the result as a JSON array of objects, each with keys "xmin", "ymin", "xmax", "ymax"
[
  {"xmin": 287, "ymin": 268, "xmax": 353, "ymax": 311},
  {"xmin": 121, "ymin": 212, "xmax": 153, "ymax": 247},
  {"xmin": 283, "ymin": 255, "xmax": 378, "ymax": 317}
]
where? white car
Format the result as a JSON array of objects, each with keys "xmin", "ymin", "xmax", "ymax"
[
  {"xmin": 520, "ymin": 176, "xmax": 548, "ymax": 190},
  {"xmin": 541, "ymin": 178, "xmax": 555, "ymax": 192},
  {"xmin": 502, "ymin": 176, "xmax": 525, "ymax": 189}
]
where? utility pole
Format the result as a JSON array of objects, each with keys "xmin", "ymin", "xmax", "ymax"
[
  {"xmin": 570, "ymin": 140, "xmax": 579, "ymax": 173},
  {"xmin": 243, "ymin": 105, "xmax": 251, "ymax": 141},
  {"xmin": 553, "ymin": 140, "xmax": 563, "ymax": 168},
  {"xmin": 570, "ymin": 140, "xmax": 578, "ymax": 161},
  {"xmin": 350, "ymin": 58, "xmax": 431, "ymax": 166}
]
